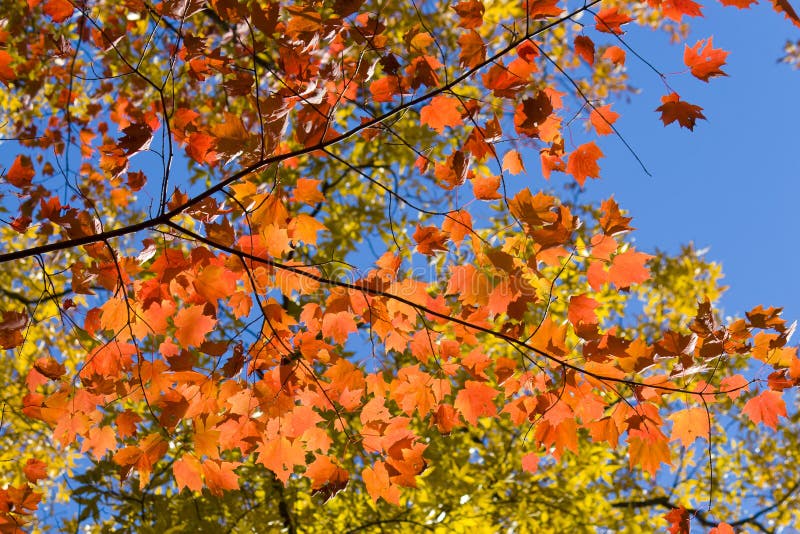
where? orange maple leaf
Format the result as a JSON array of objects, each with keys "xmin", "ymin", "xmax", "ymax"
[
  {"xmin": 23, "ymin": 459, "xmax": 48, "ymax": 484},
  {"xmin": 599, "ymin": 196, "xmax": 633, "ymax": 235},
  {"xmin": 602, "ymin": 45, "xmax": 626, "ymax": 65},
  {"xmin": 590, "ymin": 104, "xmax": 620, "ymax": 136},
  {"xmin": 6, "ymin": 155, "xmax": 35, "ymax": 189},
  {"xmin": 293, "ymin": 178, "xmax": 325, "ymax": 205},
  {"xmin": 441, "ymin": 210, "xmax": 472, "ymax": 244},
  {"xmin": 684, "ymin": 37, "xmax": 729, "ymax": 82},
  {"xmin": 363, "ymin": 461, "xmax": 400, "ymax": 504},
  {"xmin": 174, "ymin": 305, "xmax": 216, "ymax": 347},
  {"xmin": 256, "ymin": 436, "xmax": 306, "ymax": 483},
  {"xmin": 608, "ymin": 248, "xmax": 653, "ymax": 288},
  {"xmin": 594, "ymin": 7, "xmax": 633, "ymax": 34},
  {"xmin": 321, "ymin": 311, "xmax": 358, "ymax": 345},
  {"xmin": 305, "ymin": 455, "xmax": 349, "ymax": 502},
  {"xmin": 413, "ymin": 224, "xmax": 449, "ymax": 255},
  {"xmin": 668, "ymin": 407, "xmax": 710, "ymax": 447},
  {"xmin": 742, "ymin": 390, "xmax": 787, "ymax": 429},
  {"xmin": 454, "ymin": 380, "xmax": 498, "ymax": 425},
  {"xmin": 0, "ymin": 50, "xmax": 15, "ymax": 84},
  {"xmin": 502, "ymin": 149, "xmax": 525, "ymax": 175},
  {"xmin": 452, "ymin": 0, "xmax": 485, "ymax": 29},
  {"xmin": 420, "ymin": 95, "xmax": 463, "ymax": 133},
  {"xmin": 663, "ymin": 0, "xmax": 703, "ymax": 21},
  {"xmin": 524, "ymin": 0, "xmax": 563, "ymax": 18},
  {"xmin": 80, "ymin": 426, "xmax": 117, "ymax": 460},
  {"xmin": 628, "ymin": 427, "xmax": 671, "ymax": 476},
  {"xmin": 370, "ymin": 76, "xmax": 403, "ymax": 102},
  {"xmin": 521, "ymin": 452, "xmax": 540, "ymax": 473},
  {"xmin": 720, "ymin": 374, "xmax": 749, "ymax": 399},
  {"xmin": 33, "ymin": 357, "xmax": 66, "ymax": 380},
  {"xmin": 43, "ymin": 0, "xmax": 74, "ymax": 22},
  {"xmin": 458, "ymin": 30, "xmax": 487, "ymax": 68},
  {"xmin": 173, "ymin": 454, "xmax": 204, "ymax": 492},
  {"xmin": 710, "ymin": 523, "xmax": 736, "ymax": 534},
  {"xmin": 567, "ymin": 294, "xmax": 600, "ymax": 327},
  {"xmin": 565, "ymin": 141, "xmax": 603, "ymax": 186},
  {"xmin": 656, "ymin": 93, "xmax": 706, "ymax": 130},
  {"xmin": 201, "ymin": 459, "xmax": 240, "ymax": 496},
  {"xmin": 471, "ymin": 174, "xmax": 502, "ymax": 200}
]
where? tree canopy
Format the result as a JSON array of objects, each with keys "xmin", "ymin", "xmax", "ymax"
[{"xmin": 0, "ymin": 0, "xmax": 798, "ymax": 531}]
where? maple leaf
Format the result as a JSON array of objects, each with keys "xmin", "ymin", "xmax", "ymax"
[
  {"xmin": 502, "ymin": 149, "xmax": 525, "ymax": 175},
  {"xmin": 305, "ymin": 455, "xmax": 349, "ymax": 502},
  {"xmin": 6, "ymin": 155, "xmax": 35, "ymax": 189},
  {"xmin": 668, "ymin": 408, "xmax": 710, "ymax": 447},
  {"xmin": 720, "ymin": 374, "xmax": 749, "ymax": 399},
  {"xmin": 413, "ymin": 224, "xmax": 449, "ymax": 255},
  {"xmin": 514, "ymin": 91, "xmax": 553, "ymax": 137},
  {"xmin": 173, "ymin": 454, "xmax": 204, "ymax": 492},
  {"xmin": 321, "ymin": 311, "xmax": 358, "ymax": 344},
  {"xmin": 0, "ymin": 50, "xmax": 15, "ymax": 84},
  {"xmin": 742, "ymin": 390, "xmax": 787, "ymax": 429},
  {"xmin": 201, "ymin": 460, "xmax": 240, "ymax": 496},
  {"xmin": 118, "ymin": 123, "xmax": 154, "ymax": 156},
  {"xmin": 420, "ymin": 95, "xmax": 463, "ymax": 133},
  {"xmin": 23, "ymin": 459, "xmax": 48, "ymax": 484},
  {"xmin": 81, "ymin": 426, "xmax": 117, "ymax": 460},
  {"xmin": 656, "ymin": 93, "xmax": 706, "ymax": 130},
  {"xmin": 663, "ymin": 0, "xmax": 703, "ymax": 21},
  {"xmin": 608, "ymin": 248, "xmax": 653, "ymax": 288},
  {"xmin": 771, "ymin": 0, "xmax": 800, "ymax": 27},
  {"xmin": 684, "ymin": 37, "xmax": 729, "ymax": 82},
  {"xmin": 590, "ymin": 104, "xmax": 620, "ymax": 136},
  {"xmin": 256, "ymin": 436, "xmax": 306, "ymax": 484},
  {"xmin": 174, "ymin": 305, "xmax": 216, "ymax": 347},
  {"xmin": 471, "ymin": 174, "xmax": 502, "ymax": 200},
  {"xmin": 212, "ymin": 112, "xmax": 250, "ymax": 161},
  {"xmin": 568, "ymin": 294, "xmax": 600, "ymax": 327},
  {"xmin": 370, "ymin": 76, "xmax": 403, "ymax": 102},
  {"xmin": 574, "ymin": 35, "xmax": 595, "ymax": 66},
  {"xmin": 602, "ymin": 46, "xmax": 626, "ymax": 65},
  {"xmin": 33, "ymin": 357, "xmax": 65, "ymax": 380},
  {"xmin": 452, "ymin": 0, "xmax": 485, "ymax": 28},
  {"xmin": 594, "ymin": 7, "xmax": 633, "ymax": 34},
  {"xmin": 628, "ymin": 428, "xmax": 671, "ymax": 476},
  {"xmin": 458, "ymin": 30, "xmax": 487, "ymax": 68},
  {"xmin": 521, "ymin": 452, "xmax": 540, "ymax": 473},
  {"xmin": 363, "ymin": 461, "xmax": 400, "ymax": 504},
  {"xmin": 565, "ymin": 142, "xmax": 603, "ymax": 186},
  {"xmin": 664, "ymin": 507, "xmax": 690, "ymax": 534},
  {"xmin": 293, "ymin": 178, "xmax": 325, "ymax": 205},
  {"xmin": 43, "ymin": 0, "xmax": 74, "ymax": 22},
  {"xmin": 710, "ymin": 523, "xmax": 736, "ymax": 534},
  {"xmin": 441, "ymin": 210, "xmax": 472, "ymax": 244},
  {"xmin": 454, "ymin": 380, "xmax": 498, "ymax": 425},
  {"xmin": 524, "ymin": 0, "xmax": 563, "ymax": 19},
  {"xmin": 185, "ymin": 132, "xmax": 216, "ymax": 163}
]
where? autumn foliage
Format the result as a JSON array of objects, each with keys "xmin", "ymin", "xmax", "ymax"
[{"xmin": 0, "ymin": 0, "xmax": 799, "ymax": 531}]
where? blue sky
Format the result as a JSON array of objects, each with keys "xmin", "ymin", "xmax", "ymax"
[{"xmin": 575, "ymin": 2, "xmax": 800, "ymax": 323}]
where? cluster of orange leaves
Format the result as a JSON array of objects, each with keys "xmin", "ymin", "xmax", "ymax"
[{"xmin": 0, "ymin": 0, "xmax": 799, "ymax": 526}]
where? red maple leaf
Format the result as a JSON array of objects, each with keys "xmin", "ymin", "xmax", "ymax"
[
  {"xmin": 684, "ymin": 37, "xmax": 729, "ymax": 82},
  {"xmin": 656, "ymin": 93, "xmax": 706, "ymax": 130},
  {"xmin": 594, "ymin": 7, "xmax": 633, "ymax": 34},
  {"xmin": 565, "ymin": 142, "xmax": 603, "ymax": 186}
]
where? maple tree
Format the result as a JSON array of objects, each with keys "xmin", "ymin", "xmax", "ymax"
[{"xmin": 0, "ymin": 0, "xmax": 799, "ymax": 531}]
